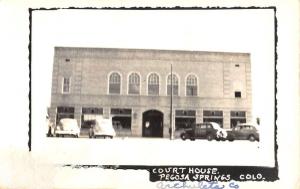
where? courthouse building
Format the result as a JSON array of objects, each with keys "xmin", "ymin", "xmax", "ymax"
[{"xmin": 48, "ymin": 47, "xmax": 252, "ymax": 138}]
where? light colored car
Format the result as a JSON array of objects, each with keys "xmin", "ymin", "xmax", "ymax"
[
  {"xmin": 54, "ymin": 118, "xmax": 80, "ymax": 138},
  {"xmin": 89, "ymin": 117, "xmax": 116, "ymax": 139},
  {"xmin": 210, "ymin": 122, "xmax": 228, "ymax": 140}
]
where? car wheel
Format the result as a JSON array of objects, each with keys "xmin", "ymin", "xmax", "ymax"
[
  {"xmin": 248, "ymin": 135, "xmax": 255, "ymax": 142},
  {"xmin": 207, "ymin": 135, "xmax": 213, "ymax": 141},
  {"xmin": 110, "ymin": 136, "xmax": 113, "ymax": 139},
  {"xmin": 181, "ymin": 133, "xmax": 188, "ymax": 141},
  {"xmin": 191, "ymin": 138, "xmax": 195, "ymax": 141}
]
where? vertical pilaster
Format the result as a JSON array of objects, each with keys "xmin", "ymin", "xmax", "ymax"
[
  {"xmin": 48, "ymin": 106, "xmax": 57, "ymax": 125},
  {"xmin": 246, "ymin": 110, "xmax": 252, "ymax": 123},
  {"xmin": 74, "ymin": 106, "xmax": 82, "ymax": 127},
  {"xmin": 103, "ymin": 107, "xmax": 110, "ymax": 119},
  {"xmin": 163, "ymin": 110, "xmax": 171, "ymax": 138},
  {"xmin": 196, "ymin": 109, "xmax": 203, "ymax": 123},
  {"xmin": 223, "ymin": 110, "xmax": 231, "ymax": 129},
  {"xmin": 131, "ymin": 108, "xmax": 141, "ymax": 137}
]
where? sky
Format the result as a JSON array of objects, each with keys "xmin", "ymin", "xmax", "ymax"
[{"xmin": 31, "ymin": 9, "xmax": 275, "ymax": 165}]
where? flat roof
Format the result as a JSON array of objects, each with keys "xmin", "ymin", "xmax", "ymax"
[{"xmin": 54, "ymin": 46, "xmax": 251, "ymax": 63}]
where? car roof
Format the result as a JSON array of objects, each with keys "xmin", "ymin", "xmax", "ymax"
[{"xmin": 236, "ymin": 123, "xmax": 257, "ymax": 127}]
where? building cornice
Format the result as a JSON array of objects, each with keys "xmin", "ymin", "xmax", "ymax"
[{"xmin": 54, "ymin": 47, "xmax": 251, "ymax": 63}]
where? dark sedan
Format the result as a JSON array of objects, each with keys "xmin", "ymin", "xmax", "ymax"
[
  {"xmin": 226, "ymin": 123, "xmax": 259, "ymax": 142},
  {"xmin": 180, "ymin": 122, "xmax": 224, "ymax": 141}
]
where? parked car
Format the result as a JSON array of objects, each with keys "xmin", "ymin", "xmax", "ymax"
[
  {"xmin": 54, "ymin": 118, "xmax": 80, "ymax": 138},
  {"xmin": 180, "ymin": 122, "xmax": 227, "ymax": 141},
  {"xmin": 226, "ymin": 123, "xmax": 259, "ymax": 142},
  {"xmin": 89, "ymin": 117, "xmax": 116, "ymax": 139}
]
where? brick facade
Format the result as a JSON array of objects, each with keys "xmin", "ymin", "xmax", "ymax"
[{"xmin": 49, "ymin": 47, "xmax": 252, "ymax": 138}]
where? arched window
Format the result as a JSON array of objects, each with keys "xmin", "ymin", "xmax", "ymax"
[
  {"xmin": 128, "ymin": 73, "xmax": 140, "ymax": 94},
  {"xmin": 167, "ymin": 74, "xmax": 179, "ymax": 96},
  {"xmin": 186, "ymin": 74, "xmax": 197, "ymax": 96},
  {"xmin": 148, "ymin": 73, "xmax": 159, "ymax": 95},
  {"xmin": 109, "ymin": 72, "xmax": 121, "ymax": 94}
]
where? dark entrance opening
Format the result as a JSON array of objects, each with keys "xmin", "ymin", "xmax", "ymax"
[
  {"xmin": 142, "ymin": 110, "xmax": 163, "ymax": 137},
  {"xmin": 111, "ymin": 108, "xmax": 132, "ymax": 136}
]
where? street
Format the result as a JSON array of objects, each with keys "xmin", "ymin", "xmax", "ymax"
[{"xmin": 37, "ymin": 136, "xmax": 266, "ymax": 167}]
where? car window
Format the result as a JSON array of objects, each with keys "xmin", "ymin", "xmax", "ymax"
[
  {"xmin": 200, "ymin": 124, "xmax": 206, "ymax": 129},
  {"xmin": 235, "ymin": 126, "xmax": 241, "ymax": 130},
  {"xmin": 243, "ymin": 126, "xmax": 252, "ymax": 130}
]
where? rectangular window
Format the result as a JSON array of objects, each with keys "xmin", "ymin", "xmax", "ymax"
[
  {"xmin": 56, "ymin": 106, "xmax": 74, "ymax": 124},
  {"xmin": 111, "ymin": 108, "xmax": 132, "ymax": 132},
  {"xmin": 62, "ymin": 77, "xmax": 70, "ymax": 93},
  {"xmin": 203, "ymin": 110, "xmax": 223, "ymax": 127},
  {"xmin": 235, "ymin": 91, "xmax": 241, "ymax": 98},
  {"xmin": 175, "ymin": 110, "xmax": 196, "ymax": 130},
  {"xmin": 82, "ymin": 107, "xmax": 103, "ymax": 114},
  {"xmin": 148, "ymin": 84, "xmax": 159, "ymax": 95},
  {"xmin": 230, "ymin": 111, "xmax": 246, "ymax": 128},
  {"xmin": 81, "ymin": 107, "xmax": 103, "ymax": 129},
  {"xmin": 111, "ymin": 108, "xmax": 132, "ymax": 115},
  {"xmin": 230, "ymin": 111, "xmax": 246, "ymax": 117},
  {"xmin": 186, "ymin": 86, "xmax": 197, "ymax": 96}
]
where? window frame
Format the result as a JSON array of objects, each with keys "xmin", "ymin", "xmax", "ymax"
[
  {"xmin": 62, "ymin": 77, "xmax": 71, "ymax": 94},
  {"xmin": 185, "ymin": 74, "xmax": 198, "ymax": 97},
  {"xmin": 108, "ymin": 71, "xmax": 122, "ymax": 95},
  {"xmin": 127, "ymin": 72, "xmax": 141, "ymax": 95},
  {"xmin": 147, "ymin": 72, "xmax": 160, "ymax": 96},
  {"xmin": 235, "ymin": 91, "xmax": 242, "ymax": 98},
  {"xmin": 166, "ymin": 73, "xmax": 180, "ymax": 96}
]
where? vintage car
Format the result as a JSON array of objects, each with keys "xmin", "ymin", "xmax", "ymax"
[
  {"xmin": 54, "ymin": 118, "xmax": 80, "ymax": 138},
  {"xmin": 226, "ymin": 123, "xmax": 259, "ymax": 142},
  {"xmin": 180, "ymin": 122, "xmax": 227, "ymax": 141},
  {"xmin": 89, "ymin": 117, "xmax": 116, "ymax": 139}
]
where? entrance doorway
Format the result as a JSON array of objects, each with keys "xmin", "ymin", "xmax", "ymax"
[{"xmin": 142, "ymin": 110, "xmax": 163, "ymax": 137}]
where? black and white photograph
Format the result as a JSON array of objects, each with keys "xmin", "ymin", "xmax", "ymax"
[
  {"xmin": 0, "ymin": 1, "xmax": 299, "ymax": 189},
  {"xmin": 31, "ymin": 8, "xmax": 275, "ymax": 167}
]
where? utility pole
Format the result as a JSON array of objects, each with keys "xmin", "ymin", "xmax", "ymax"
[{"xmin": 170, "ymin": 64, "xmax": 174, "ymax": 140}]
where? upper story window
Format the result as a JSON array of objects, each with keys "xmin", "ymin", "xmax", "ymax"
[
  {"xmin": 109, "ymin": 72, "xmax": 121, "ymax": 94},
  {"xmin": 128, "ymin": 73, "xmax": 140, "ymax": 94},
  {"xmin": 148, "ymin": 73, "xmax": 159, "ymax": 95},
  {"xmin": 62, "ymin": 77, "xmax": 70, "ymax": 93},
  {"xmin": 186, "ymin": 74, "xmax": 198, "ymax": 96},
  {"xmin": 235, "ymin": 91, "xmax": 242, "ymax": 98},
  {"xmin": 167, "ymin": 74, "xmax": 179, "ymax": 96}
]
